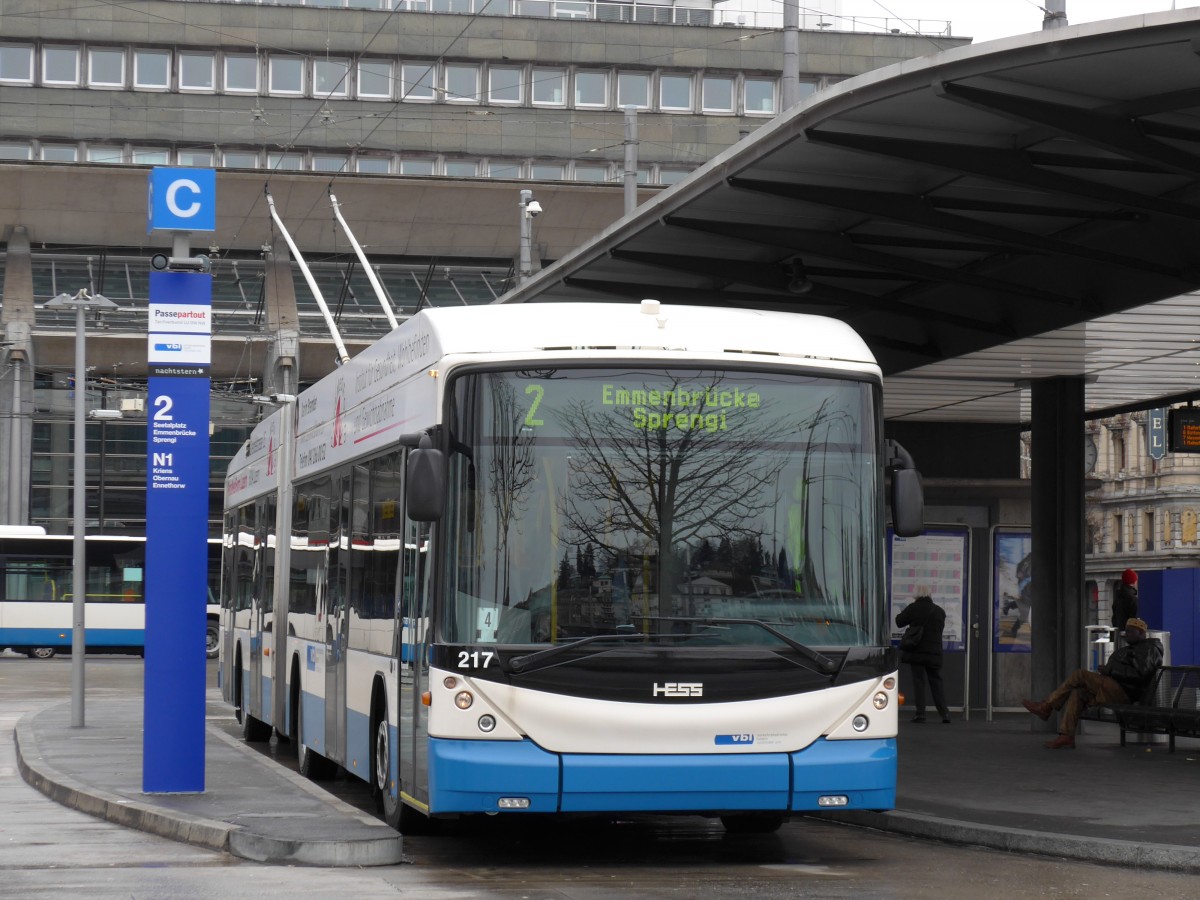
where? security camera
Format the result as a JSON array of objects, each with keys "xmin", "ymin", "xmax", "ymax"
[
  {"xmin": 150, "ymin": 254, "xmax": 211, "ymax": 273},
  {"xmin": 526, "ymin": 200, "xmax": 543, "ymax": 217}
]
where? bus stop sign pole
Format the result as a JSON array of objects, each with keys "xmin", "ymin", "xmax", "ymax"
[{"xmin": 143, "ymin": 168, "xmax": 215, "ymax": 792}]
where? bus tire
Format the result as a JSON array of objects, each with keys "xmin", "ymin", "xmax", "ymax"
[
  {"xmin": 205, "ymin": 619, "xmax": 219, "ymax": 660},
  {"xmin": 296, "ymin": 688, "xmax": 336, "ymax": 781},
  {"xmin": 720, "ymin": 812, "xmax": 786, "ymax": 834},
  {"xmin": 241, "ymin": 707, "xmax": 272, "ymax": 743},
  {"xmin": 27, "ymin": 647, "xmax": 56, "ymax": 660}
]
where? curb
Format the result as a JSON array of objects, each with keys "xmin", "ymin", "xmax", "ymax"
[
  {"xmin": 14, "ymin": 711, "xmax": 232, "ymax": 853},
  {"xmin": 15, "ymin": 707, "xmax": 405, "ymax": 867},
  {"xmin": 814, "ymin": 809, "xmax": 1200, "ymax": 873}
]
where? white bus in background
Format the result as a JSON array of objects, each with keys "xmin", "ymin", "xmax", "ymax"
[
  {"xmin": 0, "ymin": 528, "xmax": 223, "ymax": 659},
  {"xmin": 221, "ymin": 300, "xmax": 923, "ymax": 834}
]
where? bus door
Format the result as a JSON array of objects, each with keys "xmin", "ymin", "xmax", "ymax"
[
  {"xmin": 325, "ymin": 473, "xmax": 351, "ymax": 764},
  {"xmin": 246, "ymin": 505, "xmax": 267, "ymax": 722},
  {"xmin": 399, "ymin": 516, "xmax": 432, "ymax": 811}
]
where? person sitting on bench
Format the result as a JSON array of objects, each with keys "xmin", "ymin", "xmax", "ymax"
[{"xmin": 1022, "ymin": 617, "xmax": 1163, "ymax": 750}]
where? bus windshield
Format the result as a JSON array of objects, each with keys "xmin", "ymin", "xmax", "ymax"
[{"xmin": 442, "ymin": 367, "xmax": 884, "ymax": 650}]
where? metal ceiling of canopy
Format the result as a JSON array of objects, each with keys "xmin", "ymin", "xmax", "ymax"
[{"xmin": 498, "ymin": 10, "xmax": 1200, "ymax": 424}]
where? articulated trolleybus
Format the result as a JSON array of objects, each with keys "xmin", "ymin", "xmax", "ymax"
[{"xmin": 221, "ymin": 301, "xmax": 923, "ymax": 834}]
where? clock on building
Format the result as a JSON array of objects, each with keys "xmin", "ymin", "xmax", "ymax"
[{"xmin": 1085, "ymin": 434, "xmax": 1098, "ymax": 473}]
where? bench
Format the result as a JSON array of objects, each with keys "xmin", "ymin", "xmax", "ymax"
[{"xmin": 1085, "ymin": 665, "xmax": 1200, "ymax": 752}]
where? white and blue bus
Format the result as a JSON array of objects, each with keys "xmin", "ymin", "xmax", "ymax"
[
  {"xmin": 0, "ymin": 530, "xmax": 223, "ymax": 659},
  {"xmin": 221, "ymin": 301, "xmax": 923, "ymax": 833}
]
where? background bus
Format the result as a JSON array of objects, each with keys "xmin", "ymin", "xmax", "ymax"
[{"xmin": 0, "ymin": 529, "xmax": 222, "ymax": 659}]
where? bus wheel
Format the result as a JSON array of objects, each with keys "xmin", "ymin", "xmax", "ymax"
[
  {"xmin": 27, "ymin": 647, "xmax": 56, "ymax": 660},
  {"xmin": 296, "ymin": 693, "xmax": 336, "ymax": 781},
  {"xmin": 376, "ymin": 714, "xmax": 400, "ymax": 826},
  {"xmin": 241, "ymin": 707, "xmax": 272, "ymax": 743},
  {"xmin": 720, "ymin": 812, "xmax": 786, "ymax": 834},
  {"xmin": 205, "ymin": 621, "xmax": 219, "ymax": 659}
]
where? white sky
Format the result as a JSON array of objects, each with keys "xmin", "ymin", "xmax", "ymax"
[{"xmin": 831, "ymin": 1, "xmax": 1200, "ymax": 44}]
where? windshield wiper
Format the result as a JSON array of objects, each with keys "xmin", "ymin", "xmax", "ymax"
[
  {"xmin": 634, "ymin": 615, "xmax": 840, "ymax": 676},
  {"xmin": 506, "ymin": 631, "xmax": 664, "ymax": 675}
]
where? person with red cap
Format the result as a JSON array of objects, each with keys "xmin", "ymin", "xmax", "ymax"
[
  {"xmin": 1113, "ymin": 568, "xmax": 1138, "ymax": 631},
  {"xmin": 1022, "ymin": 617, "xmax": 1162, "ymax": 749}
]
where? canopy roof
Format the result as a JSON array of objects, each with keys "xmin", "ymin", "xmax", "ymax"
[{"xmin": 500, "ymin": 11, "xmax": 1200, "ymax": 423}]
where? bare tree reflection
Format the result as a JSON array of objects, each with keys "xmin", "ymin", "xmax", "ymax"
[
  {"xmin": 555, "ymin": 374, "xmax": 795, "ymax": 616},
  {"xmin": 487, "ymin": 379, "xmax": 537, "ymax": 605}
]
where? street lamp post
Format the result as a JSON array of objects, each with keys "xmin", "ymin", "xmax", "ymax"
[{"xmin": 44, "ymin": 288, "xmax": 118, "ymax": 728}]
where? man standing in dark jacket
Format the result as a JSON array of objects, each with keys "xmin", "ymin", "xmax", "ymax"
[
  {"xmin": 895, "ymin": 586, "xmax": 950, "ymax": 724},
  {"xmin": 1112, "ymin": 569, "xmax": 1138, "ymax": 630},
  {"xmin": 1022, "ymin": 617, "xmax": 1163, "ymax": 749}
]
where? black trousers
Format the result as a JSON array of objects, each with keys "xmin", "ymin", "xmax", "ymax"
[{"xmin": 909, "ymin": 662, "xmax": 949, "ymax": 717}]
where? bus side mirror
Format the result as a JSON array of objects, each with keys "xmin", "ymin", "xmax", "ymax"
[
  {"xmin": 407, "ymin": 435, "xmax": 446, "ymax": 522},
  {"xmin": 891, "ymin": 468, "xmax": 924, "ymax": 537}
]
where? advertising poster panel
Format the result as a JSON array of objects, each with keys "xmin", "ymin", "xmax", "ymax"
[{"xmin": 993, "ymin": 529, "xmax": 1033, "ymax": 653}]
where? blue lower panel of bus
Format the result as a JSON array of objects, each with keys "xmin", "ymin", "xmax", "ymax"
[
  {"xmin": 0, "ymin": 627, "xmax": 143, "ymax": 647},
  {"xmin": 428, "ymin": 736, "xmax": 896, "ymax": 814}
]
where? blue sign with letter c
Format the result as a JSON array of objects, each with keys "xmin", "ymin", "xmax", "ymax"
[{"xmin": 147, "ymin": 168, "xmax": 216, "ymax": 233}]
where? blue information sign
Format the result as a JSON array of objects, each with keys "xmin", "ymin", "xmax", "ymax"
[
  {"xmin": 143, "ymin": 271, "xmax": 211, "ymax": 793},
  {"xmin": 147, "ymin": 168, "xmax": 216, "ymax": 233}
]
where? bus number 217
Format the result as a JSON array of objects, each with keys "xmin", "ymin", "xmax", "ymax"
[{"xmin": 457, "ymin": 650, "xmax": 496, "ymax": 669}]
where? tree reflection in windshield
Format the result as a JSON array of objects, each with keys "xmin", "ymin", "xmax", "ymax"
[{"xmin": 443, "ymin": 368, "xmax": 882, "ymax": 649}]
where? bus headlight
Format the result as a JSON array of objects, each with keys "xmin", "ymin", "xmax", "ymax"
[
  {"xmin": 852, "ymin": 715, "xmax": 869, "ymax": 732},
  {"xmin": 478, "ymin": 714, "xmax": 496, "ymax": 732},
  {"xmin": 455, "ymin": 691, "xmax": 474, "ymax": 709},
  {"xmin": 872, "ymin": 691, "xmax": 888, "ymax": 710},
  {"xmin": 883, "ymin": 676, "xmax": 896, "ymax": 690}
]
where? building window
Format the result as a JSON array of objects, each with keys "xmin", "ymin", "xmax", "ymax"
[
  {"xmin": 314, "ymin": 59, "xmax": 350, "ymax": 98},
  {"xmin": 1113, "ymin": 513, "xmax": 1124, "ymax": 553},
  {"xmin": 659, "ymin": 74, "xmax": 692, "ymax": 111},
  {"xmin": 617, "ymin": 71, "xmax": 650, "ymax": 109},
  {"xmin": 0, "ymin": 45, "xmax": 34, "ymax": 83},
  {"xmin": 87, "ymin": 48, "xmax": 125, "ymax": 88},
  {"xmin": 531, "ymin": 163, "xmax": 564, "ymax": 180},
  {"xmin": 532, "ymin": 68, "xmax": 565, "ymax": 106},
  {"xmin": 745, "ymin": 77, "xmax": 776, "ymax": 114},
  {"xmin": 1144, "ymin": 511, "xmax": 1155, "ymax": 551},
  {"xmin": 702, "ymin": 75, "xmax": 734, "ymax": 113},
  {"xmin": 358, "ymin": 60, "xmax": 393, "ymax": 99},
  {"xmin": 488, "ymin": 67, "xmax": 522, "ymax": 104},
  {"xmin": 402, "ymin": 63, "xmax": 435, "ymax": 101},
  {"xmin": 133, "ymin": 50, "xmax": 170, "ymax": 89},
  {"xmin": 574, "ymin": 164, "xmax": 610, "ymax": 182},
  {"xmin": 222, "ymin": 150, "xmax": 260, "ymax": 169},
  {"xmin": 314, "ymin": 154, "xmax": 350, "ymax": 173},
  {"xmin": 43, "ymin": 47, "xmax": 80, "ymax": 86},
  {"xmin": 40, "ymin": 144, "xmax": 78, "ymax": 162},
  {"xmin": 268, "ymin": 56, "xmax": 304, "ymax": 95},
  {"xmin": 224, "ymin": 55, "xmax": 259, "ymax": 93},
  {"xmin": 132, "ymin": 147, "xmax": 170, "ymax": 165},
  {"xmin": 267, "ymin": 152, "xmax": 304, "ymax": 171},
  {"xmin": 356, "ymin": 156, "xmax": 392, "ymax": 174},
  {"xmin": 658, "ymin": 168, "xmax": 690, "ymax": 185},
  {"xmin": 574, "ymin": 71, "xmax": 608, "ymax": 107},
  {"xmin": 444, "ymin": 160, "xmax": 478, "ymax": 177},
  {"xmin": 444, "ymin": 64, "xmax": 479, "ymax": 103},
  {"xmin": 1112, "ymin": 432, "xmax": 1126, "ymax": 472},
  {"xmin": 86, "ymin": 145, "xmax": 124, "ymax": 164},
  {"xmin": 179, "ymin": 52, "xmax": 215, "ymax": 91},
  {"xmin": 179, "ymin": 149, "xmax": 214, "ymax": 167},
  {"xmin": 0, "ymin": 143, "xmax": 31, "ymax": 160},
  {"xmin": 487, "ymin": 160, "xmax": 523, "ymax": 178},
  {"xmin": 400, "ymin": 158, "xmax": 436, "ymax": 175}
]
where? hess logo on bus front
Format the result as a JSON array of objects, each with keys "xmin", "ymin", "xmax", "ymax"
[{"xmin": 653, "ymin": 682, "xmax": 703, "ymax": 698}]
